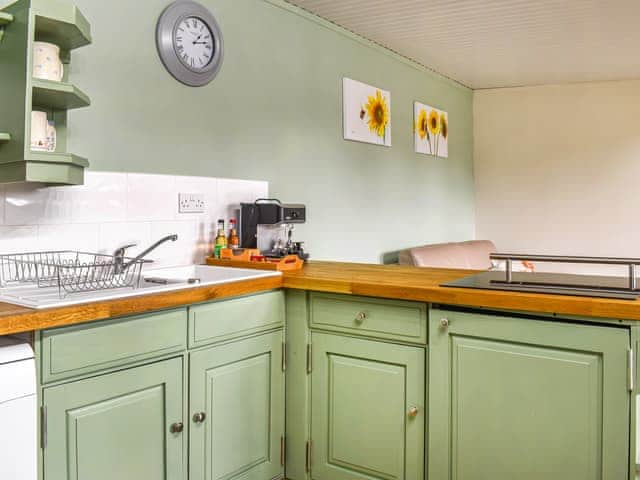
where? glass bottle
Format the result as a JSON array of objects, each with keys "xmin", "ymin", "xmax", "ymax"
[
  {"xmin": 214, "ymin": 219, "xmax": 227, "ymax": 258},
  {"xmin": 227, "ymin": 218, "xmax": 240, "ymax": 250}
]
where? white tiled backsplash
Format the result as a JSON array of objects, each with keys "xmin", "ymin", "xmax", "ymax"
[{"xmin": 0, "ymin": 172, "xmax": 268, "ymax": 267}]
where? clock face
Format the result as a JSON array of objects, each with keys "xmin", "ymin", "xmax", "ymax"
[
  {"xmin": 174, "ymin": 16, "xmax": 214, "ymax": 71},
  {"xmin": 156, "ymin": 1, "xmax": 224, "ymax": 86}
]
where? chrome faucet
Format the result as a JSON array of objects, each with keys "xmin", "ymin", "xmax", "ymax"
[{"xmin": 112, "ymin": 234, "xmax": 178, "ymax": 274}]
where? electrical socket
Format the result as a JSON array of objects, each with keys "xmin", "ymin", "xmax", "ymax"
[{"xmin": 178, "ymin": 193, "xmax": 205, "ymax": 213}]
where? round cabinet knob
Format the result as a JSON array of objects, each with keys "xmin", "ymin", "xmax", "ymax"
[
  {"xmin": 408, "ymin": 406, "xmax": 419, "ymax": 418},
  {"xmin": 170, "ymin": 422, "xmax": 184, "ymax": 434},
  {"xmin": 440, "ymin": 318, "xmax": 450, "ymax": 328},
  {"xmin": 355, "ymin": 311, "xmax": 368, "ymax": 324},
  {"xmin": 193, "ymin": 412, "xmax": 206, "ymax": 424}
]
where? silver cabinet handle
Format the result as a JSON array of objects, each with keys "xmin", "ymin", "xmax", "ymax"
[
  {"xmin": 408, "ymin": 406, "xmax": 419, "ymax": 418},
  {"xmin": 170, "ymin": 422, "xmax": 184, "ymax": 434},
  {"xmin": 355, "ymin": 311, "xmax": 368, "ymax": 324},
  {"xmin": 440, "ymin": 318, "xmax": 450, "ymax": 328},
  {"xmin": 193, "ymin": 412, "xmax": 206, "ymax": 424}
]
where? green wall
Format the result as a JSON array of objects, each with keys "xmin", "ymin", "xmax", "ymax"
[{"xmin": 66, "ymin": 0, "xmax": 475, "ymax": 262}]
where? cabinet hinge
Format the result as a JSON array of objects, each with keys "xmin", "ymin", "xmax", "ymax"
[
  {"xmin": 280, "ymin": 435, "xmax": 286, "ymax": 466},
  {"xmin": 282, "ymin": 342, "xmax": 287, "ymax": 372},
  {"xmin": 40, "ymin": 406, "xmax": 47, "ymax": 449},
  {"xmin": 306, "ymin": 343, "xmax": 312, "ymax": 374},
  {"xmin": 305, "ymin": 440, "xmax": 312, "ymax": 472},
  {"xmin": 629, "ymin": 348, "xmax": 635, "ymax": 392}
]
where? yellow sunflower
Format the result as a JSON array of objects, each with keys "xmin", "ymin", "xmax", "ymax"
[
  {"xmin": 416, "ymin": 109, "xmax": 428, "ymax": 140},
  {"xmin": 365, "ymin": 90, "xmax": 389, "ymax": 138},
  {"xmin": 440, "ymin": 113, "xmax": 448, "ymax": 139},
  {"xmin": 428, "ymin": 109, "xmax": 440, "ymax": 136}
]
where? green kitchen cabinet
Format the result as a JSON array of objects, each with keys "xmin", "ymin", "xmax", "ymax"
[
  {"xmin": 42, "ymin": 356, "xmax": 185, "ymax": 480},
  {"xmin": 189, "ymin": 330, "xmax": 285, "ymax": 480},
  {"xmin": 429, "ymin": 308, "xmax": 630, "ymax": 480},
  {"xmin": 310, "ymin": 332, "xmax": 425, "ymax": 480}
]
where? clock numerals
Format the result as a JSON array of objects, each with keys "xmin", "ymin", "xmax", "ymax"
[
  {"xmin": 174, "ymin": 16, "xmax": 214, "ymax": 71},
  {"xmin": 157, "ymin": 1, "xmax": 224, "ymax": 86}
]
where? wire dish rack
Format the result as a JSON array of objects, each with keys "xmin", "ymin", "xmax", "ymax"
[{"xmin": 0, "ymin": 251, "xmax": 148, "ymax": 297}]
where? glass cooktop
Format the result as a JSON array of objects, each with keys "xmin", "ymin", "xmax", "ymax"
[{"xmin": 443, "ymin": 270, "xmax": 640, "ymax": 300}]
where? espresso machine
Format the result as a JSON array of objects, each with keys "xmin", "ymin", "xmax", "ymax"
[{"xmin": 238, "ymin": 199, "xmax": 309, "ymax": 260}]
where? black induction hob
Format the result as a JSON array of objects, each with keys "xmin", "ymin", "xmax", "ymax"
[{"xmin": 443, "ymin": 270, "xmax": 640, "ymax": 300}]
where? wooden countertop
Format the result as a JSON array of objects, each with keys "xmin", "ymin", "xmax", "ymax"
[
  {"xmin": 2, "ymin": 261, "xmax": 640, "ymax": 335},
  {"xmin": 0, "ymin": 275, "xmax": 282, "ymax": 335},
  {"xmin": 282, "ymin": 261, "xmax": 640, "ymax": 322}
]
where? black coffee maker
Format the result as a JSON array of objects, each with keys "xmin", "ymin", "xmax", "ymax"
[{"xmin": 238, "ymin": 199, "xmax": 309, "ymax": 260}]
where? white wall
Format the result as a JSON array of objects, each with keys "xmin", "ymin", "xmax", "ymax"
[
  {"xmin": 474, "ymin": 79, "xmax": 640, "ymax": 272},
  {"xmin": 0, "ymin": 172, "xmax": 267, "ymax": 268}
]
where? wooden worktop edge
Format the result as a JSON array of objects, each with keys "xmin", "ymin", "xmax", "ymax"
[
  {"xmin": 0, "ymin": 276, "xmax": 283, "ymax": 335},
  {"xmin": 281, "ymin": 262, "xmax": 640, "ymax": 322},
  {"xmin": 3, "ymin": 261, "xmax": 640, "ymax": 336}
]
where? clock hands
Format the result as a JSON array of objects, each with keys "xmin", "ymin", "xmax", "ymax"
[{"xmin": 191, "ymin": 33, "xmax": 209, "ymax": 45}]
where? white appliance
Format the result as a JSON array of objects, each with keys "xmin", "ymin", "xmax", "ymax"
[{"xmin": 0, "ymin": 336, "xmax": 37, "ymax": 480}]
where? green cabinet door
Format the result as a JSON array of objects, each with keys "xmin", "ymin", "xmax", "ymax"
[
  {"xmin": 311, "ymin": 332, "xmax": 425, "ymax": 480},
  {"xmin": 429, "ymin": 309, "xmax": 630, "ymax": 480},
  {"xmin": 42, "ymin": 357, "xmax": 185, "ymax": 480},
  {"xmin": 189, "ymin": 330, "xmax": 285, "ymax": 480}
]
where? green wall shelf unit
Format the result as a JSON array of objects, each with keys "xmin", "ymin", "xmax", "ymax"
[
  {"xmin": 32, "ymin": 79, "xmax": 90, "ymax": 110},
  {"xmin": 33, "ymin": 5, "xmax": 90, "ymax": 51},
  {"xmin": 0, "ymin": 0, "xmax": 91, "ymax": 185}
]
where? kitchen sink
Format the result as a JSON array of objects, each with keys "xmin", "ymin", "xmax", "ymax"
[
  {"xmin": 141, "ymin": 265, "xmax": 278, "ymax": 286},
  {"xmin": 0, "ymin": 265, "xmax": 281, "ymax": 309}
]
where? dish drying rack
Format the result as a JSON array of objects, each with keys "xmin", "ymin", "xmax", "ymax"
[{"xmin": 0, "ymin": 251, "xmax": 149, "ymax": 297}]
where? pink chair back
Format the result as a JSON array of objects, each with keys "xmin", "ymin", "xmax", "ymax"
[{"xmin": 398, "ymin": 240, "xmax": 496, "ymax": 270}]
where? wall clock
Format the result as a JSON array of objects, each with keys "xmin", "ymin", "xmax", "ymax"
[{"xmin": 156, "ymin": 0, "xmax": 224, "ymax": 87}]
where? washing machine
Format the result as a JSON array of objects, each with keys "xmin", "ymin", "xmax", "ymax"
[{"xmin": 0, "ymin": 336, "xmax": 37, "ymax": 480}]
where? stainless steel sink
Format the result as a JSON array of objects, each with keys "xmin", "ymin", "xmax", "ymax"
[{"xmin": 0, "ymin": 265, "xmax": 281, "ymax": 309}]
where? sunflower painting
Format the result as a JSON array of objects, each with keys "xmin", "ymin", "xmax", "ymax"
[
  {"xmin": 343, "ymin": 78, "xmax": 391, "ymax": 147},
  {"xmin": 414, "ymin": 101, "xmax": 448, "ymax": 157}
]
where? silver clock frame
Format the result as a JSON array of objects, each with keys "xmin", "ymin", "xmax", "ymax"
[{"xmin": 156, "ymin": 0, "xmax": 224, "ymax": 87}]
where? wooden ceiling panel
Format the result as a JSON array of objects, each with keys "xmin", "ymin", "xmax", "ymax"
[{"xmin": 286, "ymin": 0, "xmax": 640, "ymax": 88}]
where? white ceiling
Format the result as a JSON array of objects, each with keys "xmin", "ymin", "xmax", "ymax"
[{"xmin": 286, "ymin": 0, "xmax": 640, "ymax": 89}]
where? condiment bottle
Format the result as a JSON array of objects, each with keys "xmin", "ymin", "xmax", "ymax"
[
  {"xmin": 214, "ymin": 219, "xmax": 227, "ymax": 258},
  {"xmin": 227, "ymin": 219, "xmax": 240, "ymax": 250}
]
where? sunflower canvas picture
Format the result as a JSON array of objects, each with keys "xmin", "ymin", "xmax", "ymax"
[
  {"xmin": 343, "ymin": 78, "xmax": 391, "ymax": 147},
  {"xmin": 414, "ymin": 102, "xmax": 448, "ymax": 157}
]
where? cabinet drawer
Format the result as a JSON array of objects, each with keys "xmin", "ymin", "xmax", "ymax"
[
  {"xmin": 188, "ymin": 290, "xmax": 284, "ymax": 348},
  {"xmin": 309, "ymin": 293, "xmax": 427, "ymax": 344},
  {"xmin": 41, "ymin": 308, "xmax": 187, "ymax": 383}
]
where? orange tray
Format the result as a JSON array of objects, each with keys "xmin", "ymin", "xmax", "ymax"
[{"xmin": 207, "ymin": 249, "xmax": 304, "ymax": 271}]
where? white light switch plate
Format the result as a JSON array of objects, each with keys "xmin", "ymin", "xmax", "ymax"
[{"xmin": 178, "ymin": 193, "xmax": 205, "ymax": 213}]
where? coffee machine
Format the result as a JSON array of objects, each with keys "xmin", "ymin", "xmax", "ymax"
[{"xmin": 238, "ymin": 199, "xmax": 309, "ymax": 259}]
